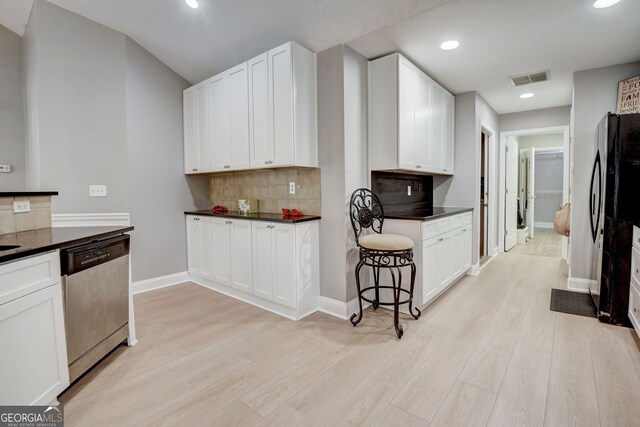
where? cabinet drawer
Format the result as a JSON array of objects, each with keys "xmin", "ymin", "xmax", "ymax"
[
  {"xmin": 461, "ymin": 212, "xmax": 472, "ymax": 226},
  {"xmin": 629, "ymin": 280, "xmax": 640, "ymax": 332},
  {"xmin": 450, "ymin": 215, "xmax": 462, "ymax": 228},
  {"xmin": 632, "ymin": 247, "xmax": 640, "ymax": 287},
  {"xmin": 421, "ymin": 222, "xmax": 439, "ymax": 240},
  {"xmin": 634, "ymin": 226, "xmax": 640, "ymax": 252},
  {"xmin": 0, "ymin": 251, "xmax": 60, "ymax": 306},
  {"xmin": 437, "ymin": 219, "xmax": 451, "ymax": 234}
]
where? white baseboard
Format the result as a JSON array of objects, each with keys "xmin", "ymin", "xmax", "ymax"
[
  {"xmin": 132, "ymin": 271, "xmax": 190, "ymax": 294},
  {"xmin": 468, "ymin": 263, "xmax": 480, "ymax": 276},
  {"xmin": 317, "ymin": 296, "xmax": 348, "ymax": 320},
  {"xmin": 52, "ymin": 213, "xmax": 131, "ymax": 227},
  {"xmin": 534, "ymin": 222, "xmax": 554, "ymax": 229},
  {"xmin": 567, "ymin": 276, "xmax": 598, "ymax": 294}
]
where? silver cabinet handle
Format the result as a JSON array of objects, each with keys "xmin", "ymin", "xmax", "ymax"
[
  {"xmin": 443, "ymin": 169, "xmax": 448, "ymax": 172},
  {"xmin": 416, "ymin": 165, "xmax": 422, "ymax": 169},
  {"xmin": 192, "ymin": 168, "xmax": 198, "ymax": 172},
  {"xmin": 265, "ymin": 160, "xmax": 273, "ymax": 165},
  {"xmin": 224, "ymin": 165, "xmax": 231, "ymax": 169},
  {"xmin": 194, "ymin": 217, "xmax": 200, "ymax": 221},
  {"xmin": 636, "ymin": 268, "xmax": 639, "ymax": 274}
]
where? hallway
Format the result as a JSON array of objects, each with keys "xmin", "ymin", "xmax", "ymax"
[{"xmin": 510, "ymin": 227, "xmax": 562, "ymax": 258}]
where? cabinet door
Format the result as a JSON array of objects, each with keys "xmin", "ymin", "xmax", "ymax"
[
  {"xmin": 450, "ymin": 228, "xmax": 463, "ymax": 278},
  {"xmin": 198, "ymin": 217, "xmax": 213, "ymax": 280},
  {"xmin": 209, "ymin": 73, "xmax": 231, "ymax": 171},
  {"xmin": 252, "ymin": 222, "xmax": 273, "ymax": 301},
  {"xmin": 443, "ymin": 93, "xmax": 455, "ymax": 173},
  {"xmin": 186, "ymin": 216, "xmax": 201, "ymax": 275},
  {"xmin": 436, "ymin": 232, "xmax": 452, "ymax": 288},
  {"xmin": 230, "ymin": 220, "xmax": 253, "ymax": 294},
  {"xmin": 228, "ymin": 63, "xmax": 251, "ymax": 169},
  {"xmin": 183, "ymin": 88, "xmax": 199, "ymax": 173},
  {"xmin": 211, "ymin": 217, "xmax": 231, "ymax": 286},
  {"xmin": 414, "ymin": 72, "xmax": 431, "ymax": 169},
  {"xmin": 0, "ymin": 285, "xmax": 69, "ymax": 405},
  {"xmin": 249, "ymin": 53, "xmax": 271, "ymax": 167},
  {"xmin": 461, "ymin": 226, "xmax": 472, "ymax": 271},
  {"xmin": 422, "ymin": 237, "xmax": 440, "ymax": 305},
  {"xmin": 272, "ymin": 223, "xmax": 296, "ymax": 308},
  {"xmin": 269, "ymin": 43, "xmax": 295, "ymax": 167},
  {"xmin": 398, "ymin": 58, "xmax": 417, "ymax": 170},
  {"xmin": 196, "ymin": 82, "xmax": 210, "ymax": 171},
  {"xmin": 429, "ymin": 85, "xmax": 445, "ymax": 172}
]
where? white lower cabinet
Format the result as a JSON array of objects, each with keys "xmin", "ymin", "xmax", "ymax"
[
  {"xmin": 186, "ymin": 215, "xmax": 213, "ymax": 280},
  {"xmin": 0, "ymin": 251, "xmax": 69, "ymax": 405},
  {"xmin": 186, "ymin": 215, "xmax": 318, "ymax": 319},
  {"xmin": 385, "ymin": 211, "xmax": 473, "ymax": 308}
]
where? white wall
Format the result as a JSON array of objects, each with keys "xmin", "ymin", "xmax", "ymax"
[
  {"xmin": 0, "ymin": 24, "xmax": 25, "ymax": 190},
  {"xmin": 24, "ymin": 0, "xmax": 129, "ymax": 213},
  {"xmin": 437, "ymin": 91, "xmax": 498, "ymax": 266},
  {"xmin": 23, "ymin": 0, "xmax": 206, "ymax": 282},
  {"xmin": 518, "ymin": 133, "xmax": 564, "ymax": 151},
  {"xmin": 499, "ymin": 106, "xmax": 571, "ymax": 132},
  {"xmin": 570, "ymin": 61, "xmax": 640, "ymax": 284},
  {"xmin": 317, "ymin": 44, "xmax": 369, "ymax": 303}
]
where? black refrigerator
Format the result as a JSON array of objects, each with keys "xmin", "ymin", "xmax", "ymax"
[{"xmin": 589, "ymin": 112, "xmax": 640, "ymax": 326}]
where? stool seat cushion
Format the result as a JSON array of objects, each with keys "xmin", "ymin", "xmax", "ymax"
[{"xmin": 359, "ymin": 233, "xmax": 414, "ymax": 251}]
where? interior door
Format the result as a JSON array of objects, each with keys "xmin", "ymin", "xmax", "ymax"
[
  {"xmin": 527, "ymin": 147, "xmax": 536, "ymax": 238},
  {"xmin": 504, "ymin": 137, "xmax": 518, "ymax": 251}
]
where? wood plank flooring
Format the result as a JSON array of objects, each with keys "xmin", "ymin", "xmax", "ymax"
[{"xmin": 59, "ymin": 251, "xmax": 640, "ymax": 426}]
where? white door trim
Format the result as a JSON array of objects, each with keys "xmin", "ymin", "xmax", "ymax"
[
  {"xmin": 480, "ymin": 121, "xmax": 497, "ymax": 258},
  {"xmin": 498, "ymin": 125, "xmax": 570, "ymax": 259}
]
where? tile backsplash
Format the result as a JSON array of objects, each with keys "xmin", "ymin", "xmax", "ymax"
[
  {"xmin": 0, "ymin": 196, "xmax": 52, "ymax": 235},
  {"xmin": 209, "ymin": 168, "xmax": 321, "ymax": 215}
]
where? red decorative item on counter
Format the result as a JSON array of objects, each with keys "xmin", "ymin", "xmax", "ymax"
[
  {"xmin": 212, "ymin": 205, "xmax": 228, "ymax": 215},
  {"xmin": 282, "ymin": 208, "xmax": 303, "ymax": 219}
]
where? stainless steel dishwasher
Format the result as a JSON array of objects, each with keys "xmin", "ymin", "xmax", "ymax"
[{"xmin": 61, "ymin": 234, "xmax": 130, "ymax": 383}]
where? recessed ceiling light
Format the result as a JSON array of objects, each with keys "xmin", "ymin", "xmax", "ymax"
[
  {"xmin": 593, "ymin": 0, "xmax": 622, "ymax": 8},
  {"xmin": 440, "ymin": 40, "xmax": 460, "ymax": 51},
  {"xmin": 520, "ymin": 93, "xmax": 534, "ymax": 99},
  {"xmin": 185, "ymin": 0, "xmax": 199, "ymax": 9}
]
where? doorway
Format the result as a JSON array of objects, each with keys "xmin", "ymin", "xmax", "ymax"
[
  {"xmin": 480, "ymin": 130, "xmax": 489, "ymax": 261},
  {"xmin": 499, "ymin": 126, "xmax": 570, "ymax": 260}
]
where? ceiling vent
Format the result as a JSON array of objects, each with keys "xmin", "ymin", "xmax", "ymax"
[{"xmin": 508, "ymin": 70, "xmax": 550, "ymax": 86}]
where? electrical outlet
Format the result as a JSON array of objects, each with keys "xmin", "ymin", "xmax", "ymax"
[
  {"xmin": 289, "ymin": 182, "xmax": 296, "ymax": 195},
  {"xmin": 0, "ymin": 165, "xmax": 11, "ymax": 173},
  {"xmin": 13, "ymin": 200, "xmax": 30, "ymax": 213},
  {"xmin": 89, "ymin": 185, "xmax": 107, "ymax": 197}
]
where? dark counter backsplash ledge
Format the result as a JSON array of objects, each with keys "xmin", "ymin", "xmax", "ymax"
[
  {"xmin": 0, "ymin": 191, "xmax": 59, "ymax": 197},
  {"xmin": 185, "ymin": 210, "xmax": 321, "ymax": 224}
]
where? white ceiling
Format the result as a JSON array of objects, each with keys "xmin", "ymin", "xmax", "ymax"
[
  {"xmin": 1, "ymin": 0, "xmax": 639, "ymax": 114},
  {"xmin": 348, "ymin": 0, "xmax": 640, "ymax": 113}
]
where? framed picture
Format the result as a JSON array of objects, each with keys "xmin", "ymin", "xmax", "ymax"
[{"xmin": 617, "ymin": 74, "xmax": 640, "ymax": 114}]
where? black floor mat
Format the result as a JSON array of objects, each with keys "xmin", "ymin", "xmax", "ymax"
[{"xmin": 550, "ymin": 288, "xmax": 597, "ymax": 318}]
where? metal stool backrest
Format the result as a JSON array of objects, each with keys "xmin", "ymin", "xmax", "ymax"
[{"xmin": 350, "ymin": 188, "xmax": 384, "ymax": 245}]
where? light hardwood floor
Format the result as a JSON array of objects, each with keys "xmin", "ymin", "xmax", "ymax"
[{"xmin": 59, "ymin": 251, "xmax": 640, "ymax": 426}]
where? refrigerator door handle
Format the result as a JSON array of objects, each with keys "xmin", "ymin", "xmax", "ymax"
[{"xmin": 589, "ymin": 151, "xmax": 602, "ymax": 243}]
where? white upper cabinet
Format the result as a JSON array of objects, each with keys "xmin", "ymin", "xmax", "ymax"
[
  {"xmin": 184, "ymin": 41, "xmax": 317, "ymax": 174},
  {"xmin": 183, "ymin": 82, "xmax": 210, "ymax": 174},
  {"xmin": 250, "ymin": 42, "xmax": 317, "ymax": 169},
  {"xmin": 369, "ymin": 53, "xmax": 454, "ymax": 175}
]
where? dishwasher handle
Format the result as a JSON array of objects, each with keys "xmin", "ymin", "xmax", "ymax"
[{"xmin": 61, "ymin": 234, "xmax": 130, "ymax": 276}]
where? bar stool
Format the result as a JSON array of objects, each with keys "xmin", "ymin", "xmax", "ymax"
[{"xmin": 349, "ymin": 188, "xmax": 420, "ymax": 338}]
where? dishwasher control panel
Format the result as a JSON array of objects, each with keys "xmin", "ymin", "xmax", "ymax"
[{"xmin": 61, "ymin": 235, "xmax": 130, "ymax": 276}]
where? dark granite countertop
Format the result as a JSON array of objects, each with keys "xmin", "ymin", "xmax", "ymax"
[
  {"xmin": 185, "ymin": 210, "xmax": 321, "ymax": 224},
  {"xmin": 0, "ymin": 226, "xmax": 134, "ymax": 264},
  {"xmin": 0, "ymin": 191, "xmax": 59, "ymax": 197},
  {"xmin": 384, "ymin": 207, "xmax": 474, "ymax": 221}
]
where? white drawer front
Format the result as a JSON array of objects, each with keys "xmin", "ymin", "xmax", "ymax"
[
  {"xmin": 629, "ymin": 280, "xmax": 640, "ymax": 332},
  {"xmin": 632, "ymin": 247, "xmax": 640, "ymax": 287},
  {"xmin": 437, "ymin": 219, "xmax": 451, "ymax": 234},
  {"xmin": 462, "ymin": 212, "xmax": 472, "ymax": 225},
  {"xmin": 0, "ymin": 251, "xmax": 61, "ymax": 305},
  {"xmin": 634, "ymin": 226, "xmax": 640, "ymax": 252},
  {"xmin": 450, "ymin": 215, "xmax": 462, "ymax": 228},
  {"xmin": 422, "ymin": 222, "xmax": 439, "ymax": 240}
]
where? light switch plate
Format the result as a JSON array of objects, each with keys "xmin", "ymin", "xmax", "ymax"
[
  {"xmin": 89, "ymin": 185, "xmax": 107, "ymax": 197},
  {"xmin": 13, "ymin": 200, "xmax": 30, "ymax": 213},
  {"xmin": 289, "ymin": 182, "xmax": 296, "ymax": 195},
  {"xmin": 0, "ymin": 165, "xmax": 11, "ymax": 173}
]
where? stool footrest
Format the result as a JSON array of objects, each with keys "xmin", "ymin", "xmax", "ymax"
[{"xmin": 358, "ymin": 286, "xmax": 414, "ymax": 306}]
